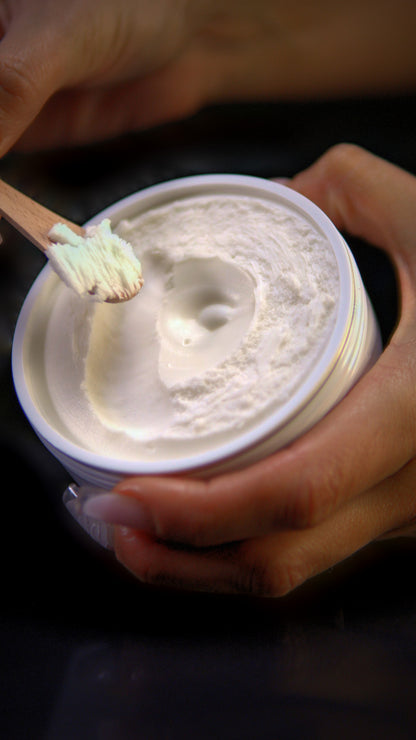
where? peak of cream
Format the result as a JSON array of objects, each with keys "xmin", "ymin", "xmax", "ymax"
[{"xmin": 47, "ymin": 219, "xmax": 144, "ymax": 303}]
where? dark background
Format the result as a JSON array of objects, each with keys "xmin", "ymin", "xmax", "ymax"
[{"xmin": 1, "ymin": 96, "xmax": 415, "ymax": 739}]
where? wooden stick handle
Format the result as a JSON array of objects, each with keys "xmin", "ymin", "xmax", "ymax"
[{"xmin": 0, "ymin": 178, "xmax": 84, "ymax": 253}]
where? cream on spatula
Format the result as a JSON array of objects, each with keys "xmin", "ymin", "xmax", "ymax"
[{"xmin": 0, "ymin": 178, "xmax": 143, "ymax": 303}]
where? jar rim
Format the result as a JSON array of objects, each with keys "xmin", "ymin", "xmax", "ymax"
[{"xmin": 12, "ymin": 173, "xmax": 363, "ymax": 477}]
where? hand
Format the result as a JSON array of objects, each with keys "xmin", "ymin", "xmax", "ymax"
[
  {"xmin": 0, "ymin": 0, "xmax": 208, "ymax": 154},
  {"xmin": 86, "ymin": 144, "xmax": 416, "ymax": 596},
  {"xmin": 0, "ymin": 0, "xmax": 415, "ymax": 155}
]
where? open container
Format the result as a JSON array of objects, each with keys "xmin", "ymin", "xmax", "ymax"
[{"xmin": 12, "ymin": 174, "xmax": 381, "ymax": 492}]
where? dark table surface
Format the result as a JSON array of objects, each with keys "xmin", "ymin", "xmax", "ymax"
[{"xmin": 1, "ymin": 96, "xmax": 416, "ymax": 740}]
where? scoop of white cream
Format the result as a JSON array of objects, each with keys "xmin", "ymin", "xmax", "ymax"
[{"xmin": 47, "ymin": 218, "xmax": 143, "ymax": 302}]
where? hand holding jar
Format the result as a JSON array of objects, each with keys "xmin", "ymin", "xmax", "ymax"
[{"xmin": 83, "ymin": 145, "xmax": 416, "ymax": 596}]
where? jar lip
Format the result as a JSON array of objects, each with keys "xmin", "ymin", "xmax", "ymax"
[{"xmin": 12, "ymin": 173, "xmax": 357, "ymax": 476}]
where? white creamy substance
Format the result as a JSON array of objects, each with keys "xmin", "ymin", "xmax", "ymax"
[
  {"xmin": 43, "ymin": 193, "xmax": 339, "ymax": 460},
  {"xmin": 47, "ymin": 219, "xmax": 143, "ymax": 302}
]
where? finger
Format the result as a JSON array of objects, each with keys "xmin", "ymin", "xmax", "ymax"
[
  {"xmin": 111, "ymin": 147, "xmax": 416, "ymax": 546},
  {"xmin": 14, "ymin": 57, "xmax": 204, "ymax": 152},
  {"xmin": 289, "ymin": 143, "xmax": 416, "ymax": 273},
  {"xmin": 114, "ymin": 530, "xmax": 242, "ymax": 595},
  {"xmin": 114, "ymin": 459, "xmax": 416, "ymax": 597}
]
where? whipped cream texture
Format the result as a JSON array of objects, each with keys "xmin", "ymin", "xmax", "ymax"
[
  {"xmin": 43, "ymin": 193, "xmax": 339, "ymax": 461},
  {"xmin": 47, "ymin": 219, "xmax": 143, "ymax": 302}
]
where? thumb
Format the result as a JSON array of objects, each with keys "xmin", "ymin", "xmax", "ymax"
[{"xmin": 289, "ymin": 143, "xmax": 416, "ymax": 265}]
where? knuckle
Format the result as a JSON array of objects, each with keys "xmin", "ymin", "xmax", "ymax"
[
  {"xmin": 231, "ymin": 564, "xmax": 272, "ymax": 596},
  {"xmin": 0, "ymin": 58, "xmax": 36, "ymax": 105},
  {"xmin": 139, "ymin": 563, "xmax": 179, "ymax": 590},
  {"xmin": 287, "ymin": 476, "xmax": 329, "ymax": 529},
  {"xmin": 292, "ymin": 482, "xmax": 321, "ymax": 528},
  {"xmin": 233, "ymin": 545, "xmax": 308, "ymax": 597},
  {"xmin": 284, "ymin": 450, "xmax": 346, "ymax": 529}
]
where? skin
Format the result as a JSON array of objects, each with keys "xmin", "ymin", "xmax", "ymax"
[
  {"xmin": 0, "ymin": 0, "xmax": 415, "ymax": 154},
  {"xmin": 112, "ymin": 145, "xmax": 416, "ymax": 596}
]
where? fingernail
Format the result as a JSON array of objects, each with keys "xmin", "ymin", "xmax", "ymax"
[
  {"xmin": 62, "ymin": 484, "xmax": 115, "ymax": 550},
  {"xmin": 81, "ymin": 489, "xmax": 155, "ymax": 533}
]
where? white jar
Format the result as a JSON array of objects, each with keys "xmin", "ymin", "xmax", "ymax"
[{"xmin": 12, "ymin": 175, "xmax": 381, "ymax": 489}]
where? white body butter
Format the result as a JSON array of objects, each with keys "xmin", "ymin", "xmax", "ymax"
[
  {"xmin": 47, "ymin": 218, "xmax": 143, "ymax": 302},
  {"xmin": 44, "ymin": 193, "xmax": 338, "ymax": 460},
  {"xmin": 13, "ymin": 176, "xmax": 381, "ymax": 483}
]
